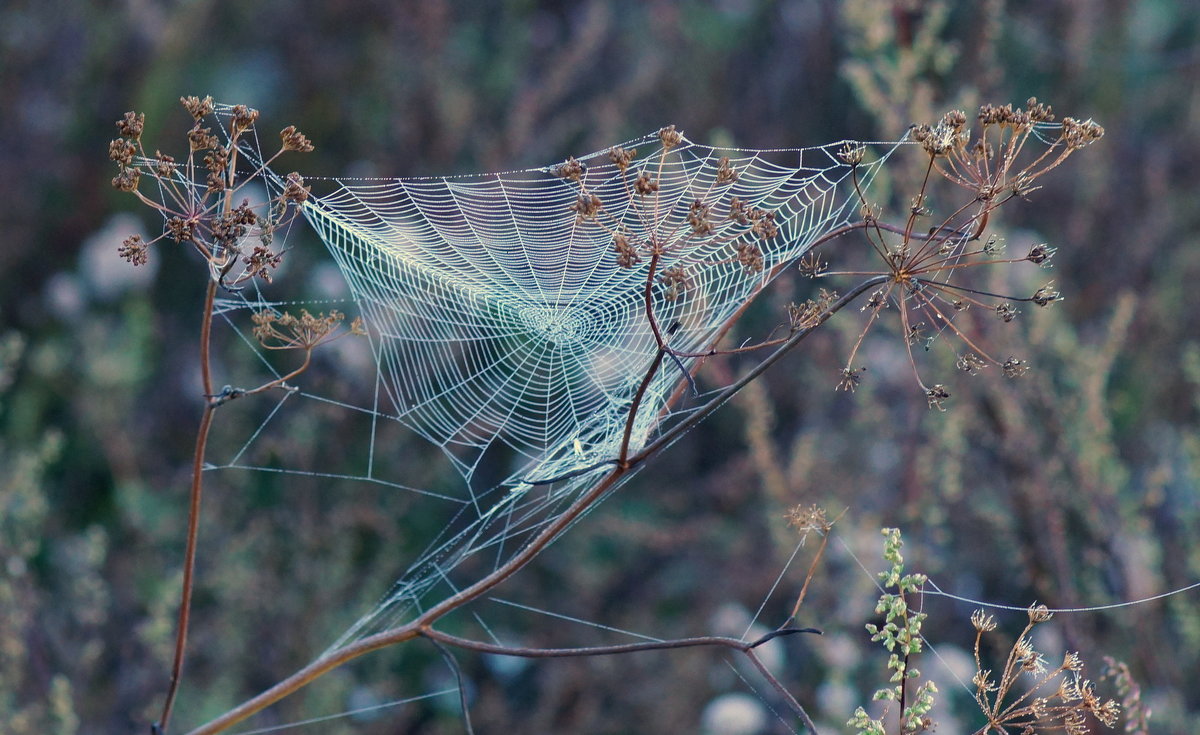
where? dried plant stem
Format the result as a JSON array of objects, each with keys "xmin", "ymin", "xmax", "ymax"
[{"xmin": 158, "ymin": 279, "xmax": 218, "ymax": 734}]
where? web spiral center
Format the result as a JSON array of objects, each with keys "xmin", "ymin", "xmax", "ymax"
[{"xmin": 520, "ymin": 305, "xmax": 589, "ymax": 345}]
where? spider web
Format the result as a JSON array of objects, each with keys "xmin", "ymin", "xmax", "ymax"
[
  {"xmin": 214, "ymin": 127, "xmax": 903, "ymax": 649},
  {"xmin": 302, "ymin": 132, "xmax": 891, "ymax": 483}
]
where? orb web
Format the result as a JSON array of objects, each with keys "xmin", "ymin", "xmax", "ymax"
[{"xmin": 300, "ymin": 131, "xmax": 894, "ymax": 486}]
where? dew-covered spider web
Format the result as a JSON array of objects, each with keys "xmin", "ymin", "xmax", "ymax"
[
  {"xmin": 301, "ymin": 132, "xmax": 893, "ymax": 484},
  {"xmin": 209, "ymin": 125, "xmax": 902, "ymax": 651}
]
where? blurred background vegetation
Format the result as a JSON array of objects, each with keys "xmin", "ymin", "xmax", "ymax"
[{"xmin": 1, "ymin": 0, "xmax": 1198, "ymax": 733}]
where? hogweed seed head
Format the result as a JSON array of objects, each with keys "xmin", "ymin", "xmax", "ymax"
[{"xmin": 180, "ymin": 95, "xmax": 214, "ymax": 120}]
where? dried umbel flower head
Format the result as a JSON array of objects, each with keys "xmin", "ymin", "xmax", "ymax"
[
  {"xmin": 556, "ymin": 156, "xmax": 584, "ymax": 181},
  {"xmin": 971, "ymin": 609, "xmax": 998, "ymax": 632},
  {"xmin": 956, "ymin": 352, "xmax": 986, "ymax": 374},
  {"xmin": 687, "ymin": 199, "xmax": 712, "ymax": 235},
  {"xmin": 613, "ymin": 233, "xmax": 640, "ymax": 268},
  {"xmin": 188, "ymin": 127, "xmax": 218, "ymax": 152},
  {"xmin": 1003, "ymin": 357, "xmax": 1028, "ymax": 378},
  {"xmin": 784, "ymin": 504, "xmax": 832, "ymax": 533},
  {"xmin": 116, "ymin": 111, "xmax": 145, "ymax": 140},
  {"xmin": 715, "ymin": 156, "xmax": 738, "ymax": 184},
  {"xmin": 657, "ymin": 124, "xmax": 683, "ymax": 149},
  {"xmin": 926, "ymin": 384, "xmax": 950, "ymax": 410},
  {"xmin": 658, "ymin": 265, "xmax": 689, "ymax": 301},
  {"xmin": 1028, "ymin": 603, "xmax": 1054, "ymax": 623},
  {"xmin": 111, "ymin": 167, "xmax": 140, "ymax": 192},
  {"xmin": 280, "ymin": 125, "xmax": 315, "ymax": 153},
  {"xmin": 1032, "ymin": 283, "xmax": 1061, "ymax": 307},
  {"xmin": 118, "ymin": 234, "xmax": 148, "ymax": 266},
  {"xmin": 1027, "ymin": 242, "xmax": 1056, "ymax": 265},
  {"xmin": 109, "ymin": 138, "xmax": 136, "ymax": 166},
  {"xmin": 154, "ymin": 151, "xmax": 177, "ymax": 178},
  {"xmin": 633, "ymin": 170, "xmax": 658, "ymax": 196},
  {"xmin": 283, "ymin": 172, "xmax": 310, "ymax": 204},
  {"xmin": 607, "ymin": 146, "xmax": 635, "ymax": 171},
  {"xmin": 252, "ymin": 309, "xmax": 364, "ymax": 350},
  {"xmin": 570, "ymin": 193, "xmax": 602, "ymax": 221},
  {"xmin": 838, "ymin": 142, "xmax": 866, "ymax": 166},
  {"xmin": 180, "ymin": 95, "xmax": 214, "ymax": 121},
  {"xmin": 835, "ymin": 366, "xmax": 864, "ymax": 391},
  {"xmin": 108, "ymin": 102, "xmax": 321, "ymax": 296},
  {"xmin": 734, "ymin": 241, "xmax": 763, "ymax": 274},
  {"xmin": 230, "ymin": 104, "xmax": 259, "ymax": 134}
]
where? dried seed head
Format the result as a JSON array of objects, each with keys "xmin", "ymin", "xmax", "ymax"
[
  {"xmin": 111, "ymin": 167, "xmax": 140, "ymax": 192},
  {"xmin": 658, "ymin": 124, "xmax": 683, "ymax": 149},
  {"xmin": 244, "ymin": 244, "xmax": 283, "ymax": 283},
  {"xmin": 1062, "ymin": 117, "xmax": 1105, "ymax": 149},
  {"xmin": 166, "ymin": 216, "xmax": 196, "ymax": 242},
  {"xmin": 836, "ymin": 366, "xmax": 865, "ymax": 391},
  {"xmin": 798, "ymin": 252, "xmax": 826, "ymax": 278},
  {"xmin": 116, "ymin": 110, "xmax": 145, "ymax": 140},
  {"xmin": 715, "ymin": 156, "xmax": 739, "ymax": 184},
  {"xmin": 181, "ymin": 95, "xmax": 215, "ymax": 120},
  {"xmin": 154, "ymin": 150, "xmax": 177, "ymax": 178},
  {"xmin": 687, "ymin": 199, "xmax": 712, "ymax": 235},
  {"xmin": 570, "ymin": 193, "xmax": 602, "ymax": 221},
  {"xmin": 283, "ymin": 172, "xmax": 310, "ymax": 204},
  {"xmin": 995, "ymin": 302, "xmax": 1019, "ymax": 322},
  {"xmin": 1032, "ymin": 283, "xmax": 1060, "ymax": 307},
  {"xmin": 118, "ymin": 234, "xmax": 148, "ymax": 265},
  {"xmin": 838, "ymin": 142, "xmax": 866, "ymax": 166},
  {"xmin": 785, "ymin": 504, "xmax": 831, "ymax": 533},
  {"xmin": 659, "ymin": 265, "xmax": 689, "ymax": 300},
  {"xmin": 956, "ymin": 353, "xmax": 986, "ymax": 374},
  {"xmin": 941, "ymin": 109, "xmax": 968, "ymax": 130},
  {"xmin": 109, "ymin": 138, "xmax": 136, "ymax": 166},
  {"xmin": 971, "ymin": 609, "xmax": 997, "ymax": 632},
  {"xmin": 750, "ymin": 209, "xmax": 778, "ymax": 239},
  {"xmin": 1003, "ymin": 357, "xmax": 1028, "ymax": 378},
  {"xmin": 607, "ymin": 146, "xmax": 635, "ymax": 171},
  {"xmin": 280, "ymin": 125, "xmax": 314, "ymax": 153},
  {"xmin": 735, "ymin": 241, "xmax": 763, "ymax": 274},
  {"xmin": 1026, "ymin": 242, "xmax": 1056, "ymax": 265},
  {"xmin": 188, "ymin": 127, "xmax": 218, "ymax": 152},
  {"xmin": 556, "ymin": 156, "xmax": 584, "ymax": 181},
  {"xmin": 1026, "ymin": 97, "xmax": 1055, "ymax": 123},
  {"xmin": 204, "ymin": 146, "xmax": 229, "ymax": 174},
  {"xmin": 613, "ymin": 233, "xmax": 640, "ymax": 268},
  {"xmin": 634, "ymin": 170, "xmax": 658, "ymax": 196},
  {"xmin": 1028, "ymin": 603, "xmax": 1054, "ymax": 623},
  {"xmin": 926, "ymin": 384, "xmax": 950, "ymax": 410},
  {"xmin": 230, "ymin": 104, "xmax": 259, "ymax": 134}
]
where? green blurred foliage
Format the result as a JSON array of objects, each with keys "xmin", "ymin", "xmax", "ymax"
[{"xmin": 1, "ymin": 0, "xmax": 1199, "ymax": 732}]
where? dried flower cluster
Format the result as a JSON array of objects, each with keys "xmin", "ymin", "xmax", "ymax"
[
  {"xmin": 251, "ymin": 309, "xmax": 365, "ymax": 352},
  {"xmin": 815, "ymin": 100, "xmax": 1103, "ymax": 405},
  {"xmin": 970, "ymin": 606, "xmax": 1121, "ymax": 734},
  {"xmin": 108, "ymin": 96, "xmax": 316, "ymax": 288}
]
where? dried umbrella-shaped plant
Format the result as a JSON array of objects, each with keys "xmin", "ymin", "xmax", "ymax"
[
  {"xmin": 110, "ymin": 99, "xmax": 1115, "ymax": 735},
  {"xmin": 108, "ymin": 97, "xmax": 361, "ymax": 734},
  {"xmin": 969, "ymin": 607, "xmax": 1121, "ymax": 734}
]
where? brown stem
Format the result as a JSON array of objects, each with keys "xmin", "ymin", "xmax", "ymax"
[
  {"xmin": 158, "ymin": 279, "xmax": 218, "ymax": 734},
  {"xmin": 420, "ymin": 627, "xmax": 822, "ymax": 732}
]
